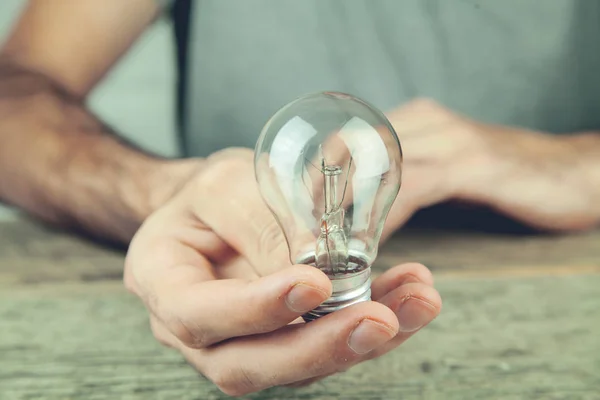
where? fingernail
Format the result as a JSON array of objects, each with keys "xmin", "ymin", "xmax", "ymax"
[
  {"xmin": 285, "ymin": 283, "xmax": 328, "ymax": 313},
  {"xmin": 348, "ymin": 319, "xmax": 396, "ymax": 355},
  {"xmin": 396, "ymin": 297, "xmax": 436, "ymax": 332}
]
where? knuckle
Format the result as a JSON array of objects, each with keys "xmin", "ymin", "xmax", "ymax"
[
  {"xmin": 151, "ymin": 331, "xmax": 172, "ymax": 349},
  {"xmin": 402, "ymin": 262, "xmax": 433, "ymax": 281},
  {"xmin": 208, "ymin": 147, "xmax": 253, "ymax": 162},
  {"xmin": 122, "ymin": 269, "xmax": 137, "ymax": 295},
  {"xmin": 195, "ymin": 156, "xmax": 255, "ymax": 205},
  {"xmin": 150, "ymin": 239, "xmax": 183, "ymax": 269},
  {"xmin": 257, "ymin": 218, "xmax": 286, "ymax": 256},
  {"xmin": 411, "ymin": 97, "xmax": 441, "ymax": 111},
  {"xmin": 149, "ymin": 319, "xmax": 173, "ymax": 348},
  {"xmin": 256, "ymin": 217, "xmax": 291, "ymax": 270},
  {"xmin": 212, "ymin": 157, "xmax": 247, "ymax": 177},
  {"xmin": 209, "ymin": 365, "xmax": 262, "ymax": 397},
  {"xmin": 122, "ymin": 257, "xmax": 140, "ymax": 296},
  {"xmin": 168, "ymin": 319, "xmax": 215, "ymax": 349},
  {"xmin": 202, "ymin": 154, "xmax": 252, "ymax": 188}
]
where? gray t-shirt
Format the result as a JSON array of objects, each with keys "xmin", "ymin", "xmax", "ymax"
[{"xmin": 163, "ymin": 0, "xmax": 600, "ymax": 157}]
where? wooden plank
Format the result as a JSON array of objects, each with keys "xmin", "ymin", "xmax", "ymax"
[
  {"xmin": 376, "ymin": 229, "xmax": 600, "ymax": 275},
  {"xmin": 1, "ymin": 218, "xmax": 599, "ymax": 398},
  {"xmin": 0, "ymin": 219, "xmax": 125, "ymax": 285},
  {"xmin": 1, "ymin": 219, "xmax": 600, "ymax": 285},
  {"xmin": 1, "ymin": 276, "xmax": 599, "ymax": 399}
]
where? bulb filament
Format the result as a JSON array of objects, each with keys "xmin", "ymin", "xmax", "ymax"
[{"xmin": 316, "ymin": 163, "xmax": 349, "ymax": 275}]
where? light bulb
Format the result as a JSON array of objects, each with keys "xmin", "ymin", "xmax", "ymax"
[{"xmin": 254, "ymin": 92, "xmax": 402, "ymax": 321}]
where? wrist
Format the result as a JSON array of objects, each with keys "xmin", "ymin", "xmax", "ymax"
[
  {"xmin": 126, "ymin": 157, "xmax": 204, "ymax": 223},
  {"xmin": 454, "ymin": 127, "xmax": 600, "ymax": 231},
  {"xmin": 454, "ymin": 126, "xmax": 554, "ymax": 202}
]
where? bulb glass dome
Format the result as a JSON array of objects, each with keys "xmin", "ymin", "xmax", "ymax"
[{"xmin": 254, "ymin": 92, "xmax": 402, "ymax": 319}]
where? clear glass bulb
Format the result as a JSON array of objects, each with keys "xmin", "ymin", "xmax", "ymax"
[{"xmin": 254, "ymin": 92, "xmax": 403, "ymax": 320}]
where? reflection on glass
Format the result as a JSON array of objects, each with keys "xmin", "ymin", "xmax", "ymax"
[{"xmin": 254, "ymin": 92, "xmax": 403, "ymax": 320}]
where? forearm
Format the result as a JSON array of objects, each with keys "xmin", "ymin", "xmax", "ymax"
[
  {"xmin": 0, "ymin": 60, "xmax": 199, "ymax": 243},
  {"xmin": 465, "ymin": 128, "xmax": 600, "ymax": 232}
]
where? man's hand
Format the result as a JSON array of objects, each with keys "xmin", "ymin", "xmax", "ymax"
[
  {"xmin": 124, "ymin": 148, "xmax": 442, "ymax": 396},
  {"xmin": 382, "ymin": 99, "xmax": 600, "ymax": 237}
]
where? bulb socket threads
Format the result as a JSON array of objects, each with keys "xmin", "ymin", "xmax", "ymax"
[
  {"xmin": 296, "ymin": 252, "xmax": 372, "ymax": 322},
  {"xmin": 302, "ymin": 268, "xmax": 371, "ymax": 322}
]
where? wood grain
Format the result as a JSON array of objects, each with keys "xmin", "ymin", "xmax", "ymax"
[
  {"xmin": 0, "ymin": 220, "xmax": 124, "ymax": 285},
  {"xmin": 2, "ymin": 219, "xmax": 600, "ymax": 286},
  {"xmin": 1, "ymin": 219, "xmax": 599, "ymax": 399},
  {"xmin": 376, "ymin": 228, "xmax": 600, "ymax": 277},
  {"xmin": 1, "ymin": 277, "xmax": 599, "ymax": 400}
]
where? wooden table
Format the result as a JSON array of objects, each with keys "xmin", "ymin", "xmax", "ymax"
[{"xmin": 1, "ymin": 218, "xmax": 599, "ymax": 400}]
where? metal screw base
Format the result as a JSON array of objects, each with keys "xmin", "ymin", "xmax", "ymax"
[{"xmin": 302, "ymin": 267, "xmax": 372, "ymax": 322}]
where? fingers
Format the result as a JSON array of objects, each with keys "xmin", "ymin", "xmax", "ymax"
[
  {"xmin": 371, "ymin": 262, "xmax": 434, "ymax": 300},
  {"xmin": 380, "ymin": 193, "xmax": 417, "ymax": 242},
  {"xmin": 379, "ymin": 282, "xmax": 441, "ymax": 333},
  {"xmin": 147, "ymin": 261, "xmax": 441, "ymax": 396},
  {"xmin": 388, "ymin": 98, "xmax": 481, "ymax": 164},
  {"xmin": 387, "ymin": 98, "xmax": 453, "ymax": 139},
  {"xmin": 367, "ymin": 263, "xmax": 442, "ymax": 361},
  {"xmin": 290, "ymin": 263, "xmax": 440, "ymax": 386},
  {"xmin": 381, "ymin": 165, "xmax": 453, "ymax": 241},
  {"xmin": 181, "ymin": 301, "xmax": 399, "ymax": 397},
  {"xmin": 149, "ymin": 315, "xmax": 178, "ymax": 349},
  {"xmin": 367, "ymin": 281, "xmax": 442, "ymax": 361},
  {"xmin": 154, "ymin": 264, "xmax": 332, "ymax": 349},
  {"xmin": 128, "ymin": 200, "xmax": 333, "ymax": 350},
  {"xmin": 284, "ymin": 373, "xmax": 334, "ymax": 388},
  {"xmin": 371, "ymin": 263, "xmax": 440, "ymax": 335}
]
